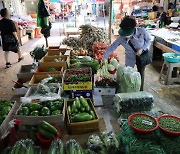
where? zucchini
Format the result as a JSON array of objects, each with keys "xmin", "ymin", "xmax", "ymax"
[
  {"xmin": 48, "ymin": 140, "xmax": 57, "ymax": 154},
  {"xmin": 79, "ymin": 96, "xmax": 90, "ymax": 111},
  {"xmin": 10, "ymin": 141, "xmax": 21, "ymax": 154},
  {"xmin": 57, "ymin": 139, "xmax": 64, "ymax": 154},
  {"xmin": 75, "ymin": 97, "xmax": 81, "ymax": 109},
  {"xmin": 39, "ymin": 126, "xmax": 55, "ymax": 140},
  {"xmin": 71, "ymin": 113, "xmax": 92, "ymax": 122},
  {"xmin": 40, "ymin": 121, "xmax": 58, "ymax": 136}
]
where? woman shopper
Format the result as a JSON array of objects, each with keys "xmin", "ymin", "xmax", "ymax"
[
  {"xmin": 104, "ymin": 16, "xmax": 151, "ymax": 91},
  {"xmin": 0, "ymin": 8, "xmax": 23, "ymax": 68}
]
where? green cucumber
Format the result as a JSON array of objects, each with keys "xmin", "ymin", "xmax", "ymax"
[
  {"xmin": 75, "ymin": 97, "xmax": 81, "ymax": 109},
  {"xmin": 72, "ymin": 101, "xmax": 77, "ymax": 113},
  {"xmin": 39, "ymin": 121, "xmax": 58, "ymax": 136},
  {"xmin": 71, "ymin": 113, "xmax": 92, "ymax": 122},
  {"xmin": 34, "ymin": 146, "xmax": 42, "ymax": 154},
  {"xmin": 57, "ymin": 139, "xmax": 64, "ymax": 154},
  {"xmin": 90, "ymin": 110, "xmax": 96, "ymax": 120},
  {"xmin": 10, "ymin": 141, "xmax": 21, "ymax": 154},
  {"xmin": 39, "ymin": 127, "xmax": 55, "ymax": 140},
  {"xmin": 48, "ymin": 140, "xmax": 57, "ymax": 154},
  {"xmin": 79, "ymin": 96, "xmax": 90, "ymax": 111},
  {"xmin": 80, "ymin": 107, "xmax": 85, "ymax": 112},
  {"xmin": 25, "ymin": 139, "xmax": 35, "ymax": 154}
]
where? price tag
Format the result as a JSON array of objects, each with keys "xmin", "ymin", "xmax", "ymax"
[
  {"xmin": 31, "ymin": 99, "xmax": 40, "ymax": 104},
  {"xmin": 142, "ymin": 120, "xmax": 152, "ymax": 126}
]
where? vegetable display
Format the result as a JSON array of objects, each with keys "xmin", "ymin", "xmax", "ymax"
[
  {"xmin": 18, "ymin": 99, "xmax": 63, "ymax": 116},
  {"xmin": 87, "ymin": 132, "xmax": 120, "ymax": 154},
  {"xmin": 71, "ymin": 48, "xmax": 88, "ymax": 56},
  {"xmin": 70, "ymin": 56, "xmax": 100, "ymax": 74},
  {"xmin": 30, "ymin": 45, "xmax": 47, "ymax": 62},
  {"xmin": 38, "ymin": 121, "xmax": 58, "ymax": 140},
  {"xmin": 119, "ymin": 121, "xmax": 180, "ymax": 154},
  {"xmin": 45, "ymin": 68, "xmax": 59, "ymax": 72},
  {"xmin": 0, "ymin": 100, "xmax": 13, "ymax": 125},
  {"xmin": 1, "ymin": 139, "xmax": 42, "ymax": 154},
  {"xmin": 159, "ymin": 117, "xmax": 180, "ymax": 132},
  {"xmin": 130, "ymin": 115, "xmax": 156, "ymax": 130},
  {"xmin": 64, "ymin": 68, "xmax": 91, "ymax": 83},
  {"xmin": 62, "ymin": 25, "xmax": 109, "ymax": 55},
  {"xmin": 68, "ymin": 96, "xmax": 96, "ymax": 122},
  {"xmin": 114, "ymin": 91, "xmax": 154, "ymax": 114},
  {"xmin": 92, "ymin": 42, "xmax": 119, "ymax": 62},
  {"xmin": 48, "ymin": 139, "xmax": 64, "ymax": 154},
  {"xmin": 36, "ymin": 83, "xmax": 58, "ymax": 95},
  {"xmin": 65, "ymin": 139, "xmax": 84, "ymax": 154}
]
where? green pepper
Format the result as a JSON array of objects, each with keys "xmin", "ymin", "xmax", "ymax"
[
  {"xmin": 41, "ymin": 107, "xmax": 51, "ymax": 116},
  {"xmin": 21, "ymin": 107, "xmax": 30, "ymax": 115},
  {"xmin": 30, "ymin": 110, "xmax": 39, "ymax": 116},
  {"xmin": 52, "ymin": 110, "xmax": 61, "ymax": 115}
]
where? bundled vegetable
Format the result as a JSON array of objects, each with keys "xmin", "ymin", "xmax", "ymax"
[
  {"xmin": 70, "ymin": 56, "xmax": 100, "ymax": 74},
  {"xmin": 30, "ymin": 45, "xmax": 47, "ymax": 62},
  {"xmin": 38, "ymin": 121, "xmax": 59, "ymax": 140},
  {"xmin": 2, "ymin": 139, "xmax": 42, "ymax": 154},
  {"xmin": 18, "ymin": 99, "xmax": 63, "ymax": 116},
  {"xmin": 65, "ymin": 139, "xmax": 84, "ymax": 154},
  {"xmin": 100, "ymin": 131, "xmax": 120, "ymax": 153},
  {"xmin": 114, "ymin": 91, "xmax": 154, "ymax": 115},
  {"xmin": 116, "ymin": 66, "xmax": 141, "ymax": 93},
  {"xmin": 0, "ymin": 100, "xmax": 13, "ymax": 125},
  {"xmin": 48, "ymin": 139, "xmax": 64, "ymax": 154},
  {"xmin": 40, "ymin": 76, "xmax": 62, "ymax": 84},
  {"xmin": 87, "ymin": 134, "xmax": 107, "ymax": 154},
  {"xmin": 68, "ymin": 97, "xmax": 96, "ymax": 123}
]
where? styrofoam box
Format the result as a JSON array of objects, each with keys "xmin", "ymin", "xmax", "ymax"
[{"xmin": 94, "ymin": 87, "xmax": 116, "ymax": 96}]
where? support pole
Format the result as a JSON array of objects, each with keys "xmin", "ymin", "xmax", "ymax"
[{"xmin": 108, "ymin": 0, "xmax": 112, "ymax": 43}]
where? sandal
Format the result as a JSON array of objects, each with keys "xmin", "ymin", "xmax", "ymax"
[
  {"xmin": 6, "ymin": 62, "xmax": 12, "ymax": 68},
  {"xmin": 18, "ymin": 57, "xmax": 24, "ymax": 62}
]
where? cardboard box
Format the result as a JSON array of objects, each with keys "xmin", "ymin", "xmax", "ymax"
[
  {"xmin": 15, "ymin": 100, "xmax": 64, "ymax": 125},
  {"xmin": 70, "ymin": 90, "xmax": 93, "ymax": 99},
  {"xmin": 34, "ymin": 62, "xmax": 64, "ymax": 75},
  {"xmin": 29, "ymin": 74, "xmax": 62, "ymax": 86},
  {"xmin": 148, "ymin": 12, "xmax": 157, "ymax": 20},
  {"xmin": 12, "ymin": 78, "xmax": 30, "ymax": 96},
  {"xmin": 17, "ymin": 65, "xmax": 34, "ymax": 79},
  {"xmin": 0, "ymin": 101, "xmax": 20, "ymax": 138},
  {"xmin": 63, "ymin": 68, "xmax": 92, "ymax": 91},
  {"xmin": 66, "ymin": 99, "xmax": 99, "ymax": 134},
  {"xmin": 40, "ymin": 55, "xmax": 70, "ymax": 69}
]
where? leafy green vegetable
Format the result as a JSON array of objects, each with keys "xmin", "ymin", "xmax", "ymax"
[
  {"xmin": 30, "ymin": 45, "xmax": 47, "ymax": 62},
  {"xmin": 45, "ymin": 68, "xmax": 59, "ymax": 72}
]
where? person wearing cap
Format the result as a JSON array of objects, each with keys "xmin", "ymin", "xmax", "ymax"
[{"xmin": 104, "ymin": 16, "xmax": 151, "ymax": 91}]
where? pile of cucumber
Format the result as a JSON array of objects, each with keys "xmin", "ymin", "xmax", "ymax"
[
  {"xmin": 48, "ymin": 139, "xmax": 84, "ymax": 154},
  {"xmin": 1, "ymin": 139, "xmax": 41, "ymax": 154},
  {"xmin": 39, "ymin": 121, "xmax": 59, "ymax": 140},
  {"xmin": 68, "ymin": 96, "xmax": 96, "ymax": 122}
]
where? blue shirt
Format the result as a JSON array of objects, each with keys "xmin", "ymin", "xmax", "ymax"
[{"xmin": 104, "ymin": 27, "xmax": 151, "ymax": 67}]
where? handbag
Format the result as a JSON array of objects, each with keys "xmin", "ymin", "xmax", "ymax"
[
  {"xmin": 4, "ymin": 35, "xmax": 19, "ymax": 53},
  {"xmin": 128, "ymin": 40, "xmax": 152, "ymax": 67}
]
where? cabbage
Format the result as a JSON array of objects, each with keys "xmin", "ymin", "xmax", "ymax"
[
  {"xmin": 107, "ymin": 64, "xmax": 115, "ymax": 71},
  {"xmin": 110, "ymin": 58, "xmax": 119, "ymax": 69}
]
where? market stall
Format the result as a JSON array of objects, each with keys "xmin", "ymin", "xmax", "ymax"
[{"xmin": 0, "ymin": 20, "xmax": 180, "ymax": 154}]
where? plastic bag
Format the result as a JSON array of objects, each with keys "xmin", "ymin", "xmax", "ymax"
[
  {"xmin": 114, "ymin": 91, "xmax": 154, "ymax": 114},
  {"xmin": 116, "ymin": 65, "xmax": 141, "ymax": 93}
]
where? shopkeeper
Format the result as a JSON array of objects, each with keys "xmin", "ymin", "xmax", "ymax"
[
  {"xmin": 104, "ymin": 16, "xmax": 151, "ymax": 91},
  {"xmin": 156, "ymin": 7, "xmax": 167, "ymax": 27},
  {"xmin": 0, "ymin": 8, "xmax": 24, "ymax": 68}
]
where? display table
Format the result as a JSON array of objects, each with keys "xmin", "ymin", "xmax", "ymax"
[{"xmin": 148, "ymin": 28, "xmax": 180, "ymax": 53}]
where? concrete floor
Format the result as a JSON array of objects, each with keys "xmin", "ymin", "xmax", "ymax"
[{"xmin": 0, "ymin": 21, "xmax": 180, "ymax": 150}]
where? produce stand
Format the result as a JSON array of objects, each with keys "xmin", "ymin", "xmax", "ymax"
[{"xmin": 1, "ymin": 25, "xmax": 180, "ymax": 154}]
